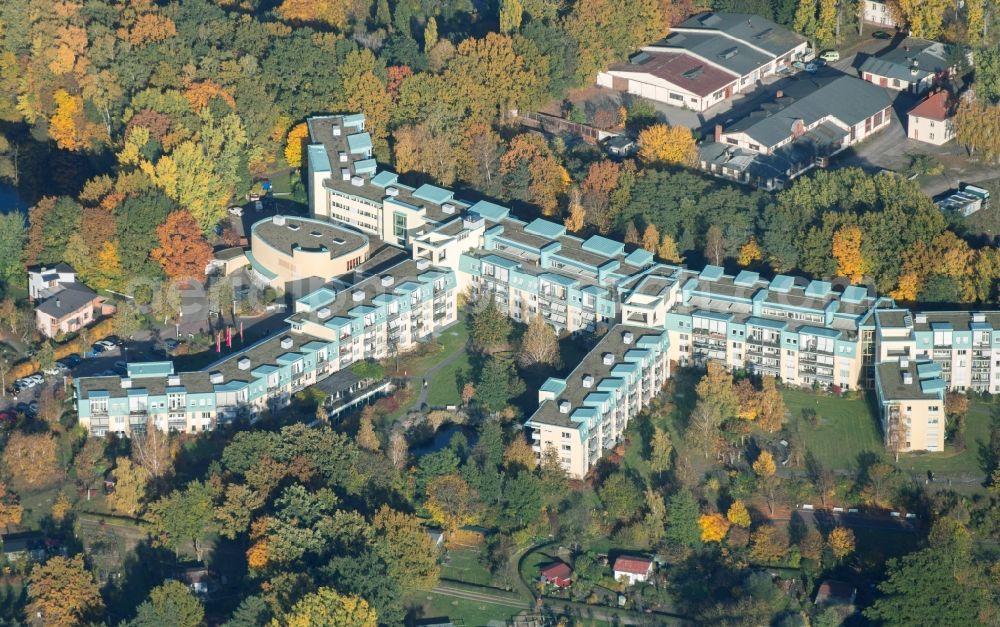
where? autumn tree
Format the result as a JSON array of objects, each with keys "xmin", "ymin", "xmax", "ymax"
[
  {"xmin": 699, "ymin": 512, "xmax": 731, "ymax": 542},
  {"xmin": 649, "ymin": 426, "xmax": 673, "ymax": 472},
  {"xmin": 27, "ymin": 555, "xmax": 104, "ymax": 627},
  {"xmin": 425, "ymin": 474, "xmax": 478, "ymax": 533},
  {"xmin": 518, "ymin": 314, "xmax": 560, "ymax": 369},
  {"xmin": 832, "ymin": 224, "xmax": 867, "ymax": 283},
  {"xmin": 0, "ymin": 483, "xmax": 23, "ymax": 529},
  {"xmin": 110, "ymin": 456, "xmax": 149, "ymax": 517},
  {"xmin": 564, "ymin": 187, "xmax": 585, "ymax": 232},
  {"xmin": 756, "ymin": 377, "xmax": 785, "ymax": 433},
  {"xmin": 276, "ymin": 0, "xmax": 350, "ymax": 29},
  {"xmin": 814, "ymin": 0, "xmax": 838, "ymax": 45},
  {"xmin": 753, "ymin": 451, "xmax": 777, "ymax": 477},
  {"xmin": 504, "ymin": 438, "xmax": 537, "ymax": 472},
  {"xmin": 279, "ymin": 588, "xmax": 377, "ymax": 627},
  {"xmin": 637, "ymin": 124, "xmax": 696, "ymax": 166},
  {"xmin": 794, "ymin": 0, "xmax": 818, "ymax": 40},
  {"xmin": 581, "ymin": 160, "xmax": 622, "ymax": 233},
  {"xmin": 284, "ymin": 122, "xmax": 309, "ymax": 168},
  {"xmin": 373, "ymin": 506, "xmax": 441, "ymax": 592},
  {"xmin": 727, "ymin": 499, "xmax": 751, "ymax": 528},
  {"xmin": 132, "ymin": 420, "xmax": 174, "ymax": 478},
  {"xmin": 738, "ymin": 238, "xmax": 763, "ymax": 267},
  {"xmin": 500, "ymin": 133, "xmax": 568, "ymax": 216},
  {"xmin": 750, "ymin": 525, "xmax": 789, "ymax": 563},
  {"xmin": 3, "ymin": 432, "xmax": 60, "ymax": 490},
  {"xmin": 828, "ymin": 526, "xmax": 856, "ymax": 559},
  {"xmin": 152, "ymin": 211, "xmax": 214, "ymax": 283},
  {"xmin": 393, "ymin": 123, "xmax": 459, "ymax": 185},
  {"xmin": 889, "ymin": 0, "xmax": 950, "ymax": 38},
  {"xmin": 658, "ymin": 234, "xmax": 683, "ymax": 263},
  {"xmin": 641, "ymin": 223, "xmax": 660, "ymax": 252},
  {"xmin": 357, "ymin": 411, "xmax": 380, "ymax": 452},
  {"xmin": 51, "ymin": 493, "xmax": 71, "ymax": 523}
]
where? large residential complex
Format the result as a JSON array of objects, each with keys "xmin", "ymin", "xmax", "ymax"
[
  {"xmin": 598, "ymin": 12, "xmax": 808, "ymax": 111},
  {"xmin": 75, "ymin": 258, "xmax": 458, "ymax": 437},
  {"xmin": 73, "ymin": 110, "xmax": 995, "ymax": 479},
  {"xmin": 699, "ymin": 75, "xmax": 893, "ymax": 189}
]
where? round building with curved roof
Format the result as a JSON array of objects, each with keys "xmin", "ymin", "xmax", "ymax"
[{"xmin": 247, "ymin": 215, "xmax": 369, "ymax": 291}]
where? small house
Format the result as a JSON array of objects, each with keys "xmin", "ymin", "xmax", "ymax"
[
  {"xmin": 425, "ymin": 528, "xmax": 445, "ymax": 547},
  {"xmin": 815, "ymin": 580, "xmax": 857, "ymax": 606},
  {"xmin": 2, "ymin": 531, "xmax": 46, "ymax": 563},
  {"xmin": 175, "ymin": 566, "xmax": 213, "ymax": 598},
  {"xmin": 907, "ymin": 89, "xmax": 956, "ymax": 145},
  {"xmin": 603, "ymin": 135, "xmax": 636, "ymax": 158},
  {"xmin": 539, "ymin": 561, "xmax": 573, "ymax": 588},
  {"xmin": 612, "ymin": 555, "xmax": 654, "ymax": 585}
]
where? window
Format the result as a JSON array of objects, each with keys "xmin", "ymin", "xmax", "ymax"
[
  {"xmin": 561, "ymin": 431, "xmax": 571, "ymax": 439},
  {"xmin": 393, "ymin": 212, "xmax": 407, "ymax": 245},
  {"xmin": 91, "ymin": 398, "xmax": 108, "ymax": 414},
  {"xmin": 561, "ymin": 444, "xmax": 571, "ymax": 451}
]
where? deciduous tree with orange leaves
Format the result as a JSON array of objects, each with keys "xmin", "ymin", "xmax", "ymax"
[
  {"xmin": 727, "ymin": 499, "xmax": 751, "ymax": 528},
  {"xmin": 425, "ymin": 474, "xmax": 478, "ymax": 533},
  {"xmin": 699, "ymin": 512, "xmax": 731, "ymax": 542},
  {"xmin": 638, "ymin": 123, "xmax": 697, "ymax": 166},
  {"xmin": 284, "ymin": 122, "xmax": 309, "ymax": 169},
  {"xmin": 828, "ymin": 526, "xmax": 856, "ymax": 559},
  {"xmin": 832, "ymin": 224, "xmax": 867, "ymax": 283},
  {"xmin": 753, "ymin": 451, "xmax": 777, "ymax": 477},
  {"xmin": 151, "ymin": 211, "xmax": 214, "ymax": 283}
]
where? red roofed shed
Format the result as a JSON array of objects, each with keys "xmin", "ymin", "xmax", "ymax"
[{"xmin": 539, "ymin": 562, "xmax": 573, "ymax": 588}]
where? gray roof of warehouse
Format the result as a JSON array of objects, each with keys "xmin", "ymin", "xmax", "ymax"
[
  {"xmin": 858, "ymin": 39, "xmax": 950, "ymax": 83},
  {"xmin": 727, "ymin": 75, "xmax": 891, "ymax": 147},
  {"xmin": 676, "ymin": 12, "xmax": 807, "ymax": 56},
  {"xmin": 657, "ymin": 31, "xmax": 771, "ymax": 76}
]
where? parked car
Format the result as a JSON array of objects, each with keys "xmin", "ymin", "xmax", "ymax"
[
  {"xmin": 61, "ymin": 354, "xmax": 81, "ymax": 368},
  {"xmin": 228, "ymin": 205, "xmax": 244, "ymax": 217},
  {"xmin": 15, "ymin": 402, "xmax": 29, "ymax": 414},
  {"xmin": 96, "ymin": 339, "xmax": 117, "ymax": 351},
  {"xmin": 26, "ymin": 401, "xmax": 38, "ymax": 417},
  {"xmin": 872, "ymin": 30, "xmax": 891, "ymax": 39},
  {"xmin": 91, "ymin": 343, "xmax": 107, "ymax": 354},
  {"xmin": 42, "ymin": 366, "xmax": 61, "ymax": 377},
  {"xmin": 0, "ymin": 411, "xmax": 15, "ymax": 424},
  {"xmin": 27, "ymin": 374, "xmax": 43, "ymax": 386}
]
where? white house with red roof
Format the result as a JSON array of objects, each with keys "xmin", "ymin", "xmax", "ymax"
[
  {"xmin": 612, "ymin": 555, "xmax": 654, "ymax": 585},
  {"xmin": 907, "ymin": 89, "xmax": 956, "ymax": 145}
]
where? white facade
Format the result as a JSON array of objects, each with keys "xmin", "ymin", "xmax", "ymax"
[{"xmin": 863, "ymin": 1, "xmax": 899, "ymax": 27}]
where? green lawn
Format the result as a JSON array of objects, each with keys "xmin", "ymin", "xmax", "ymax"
[
  {"xmin": 426, "ymin": 353, "xmax": 470, "ymax": 407},
  {"xmin": 441, "ymin": 547, "xmax": 494, "ymax": 587},
  {"xmin": 782, "ymin": 389, "xmax": 883, "ymax": 471},
  {"xmin": 783, "ymin": 388, "xmax": 994, "ymax": 476},
  {"xmin": 898, "ymin": 402, "xmax": 992, "ymax": 475},
  {"xmin": 405, "ymin": 591, "xmax": 523, "ymax": 626},
  {"xmin": 391, "ymin": 320, "xmax": 469, "ymax": 377}
]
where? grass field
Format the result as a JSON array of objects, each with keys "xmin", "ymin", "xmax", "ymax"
[
  {"xmin": 426, "ymin": 352, "xmax": 470, "ymax": 407},
  {"xmin": 406, "ymin": 591, "xmax": 523, "ymax": 626},
  {"xmin": 898, "ymin": 402, "xmax": 992, "ymax": 475},
  {"xmin": 783, "ymin": 388, "xmax": 994, "ymax": 476},
  {"xmin": 441, "ymin": 547, "xmax": 495, "ymax": 587},
  {"xmin": 392, "ymin": 319, "xmax": 469, "ymax": 378},
  {"xmin": 782, "ymin": 389, "xmax": 883, "ymax": 471}
]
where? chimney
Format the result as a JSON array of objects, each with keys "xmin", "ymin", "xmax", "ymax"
[
  {"xmin": 55, "ymin": 298, "xmax": 60, "ymax": 308},
  {"xmin": 775, "ymin": 89, "xmax": 783, "ymax": 99},
  {"xmin": 714, "ymin": 124, "xmax": 723, "ymax": 142}
]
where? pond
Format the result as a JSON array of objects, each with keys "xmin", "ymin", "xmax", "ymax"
[
  {"xmin": 0, "ymin": 183, "xmax": 27, "ymax": 213},
  {"xmin": 410, "ymin": 422, "xmax": 479, "ymax": 458}
]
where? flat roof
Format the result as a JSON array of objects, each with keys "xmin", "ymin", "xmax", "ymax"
[{"xmin": 251, "ymin": 215, "xmax": 368, "ymax": 260}]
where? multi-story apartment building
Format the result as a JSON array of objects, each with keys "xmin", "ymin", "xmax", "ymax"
[
  {"xmin": 875, "ymin": 359, "xmax": 946, "ymax": 452},
  {"xmin": 526, "ymin": 326, "xmax": 670, "ymax": 478},
  {"xmin": 75, "ymin": 259, "xmax": 458, "ymax": 437},
  {"xmin": 75, "ymin": 109, "xmax": 1000, "ymax": 477}
]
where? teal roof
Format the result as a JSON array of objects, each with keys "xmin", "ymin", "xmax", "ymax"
[
  {"xmin": 694, "ymin": 310, "xmax": 733, "ymax": 321},
  {"xmin": 126, "ymin": 388, "xmax": 148, "ymax": 397},
  {"xmin": 920, "ymin": 378, "xmax": 946, "ymax": 393},
  {"xmin": 127, "ymin": 362, "xmax": 174, "ymax": 378},
  {"xmin": 540, "ymin": 378, "xmax": 566, "ymax": 395},
  {"xmin": 540, "ymin": 272, "xmax": 578, "ymax": 287},
  {"xmin": 482, "ymin": 254, "xmax": 520, "ymax": 270},
  {"xmin": 342, "ymin": 113, "xmax": 365, "ymax": 128},
  {"xmin": 624, "ymin": 248, "xmax": 653, "ymax": 267},
  {"xmin": 296, "ymin": 288, "xmax": 337, "ymax": 310},
  {"xmin": 88, "ymin": 390, "xmax": 109, "ymax": 398},
  {"xmin": 734, "ymin": 270, "xmax": 759, "ymax": 286},
  {"xmin": 307, "ymin": 145, "xmax": 331, "ymax": 172},
  {"xmin": 799, "ymin": 325, "xmax": 841, "ymax": 339},
  {"xmin": 370, "ymin": 171, "xmax": 399, "ymax": 187},
  {"xmin": 245, "ymin": 251, "xmax": 278, "ymax": 281},
  {"xmin": 700, "ymin": 265, "xmax": 724, "ymax": 281},
  {"xmin": 917, "ymin": 362, "xmax": 942, "ymax": 378},
  {"xmin": 841, "ymin": 285, "xmax": 868, "ymax": 303},
  {"xmin": 346, "ymin": 132, "xmax": 372, "ymax": 154},
  {"xmin": 746, "ymin": 316, "xmax": 787, "ymax": 330},
  {"xmin": 276, "ymin": 353, "xmax": 303, "ymax": 365},
  {"xmin": 251, "ymin": 365, "xmax": 278, "ymax": 377},
  {"xmin": 300, "ymin": 341, "xmax": 329, "ymax": 352},
  {"xmin": 770, "ymin": 275, "xmax": 795, "ymax": 293},
  {"xmin": 353, "ymin": 158, "xmax": 377, "ymax": 175},
  {"xmin": 469, "ymin": 200, "xmax": 510, "ymax": 221},
  {"xmin": 412, "ymin": 184, "xmax": 454, "ymax": 205},
  {"xmin": 524, "ymin": 218, "xmax": 565, "ymax": 239},
  {"xmin": 581, "ymin": 235, "xmax": 625, "ymax": 257},
  {"xmin": 805, "ymin": 280, "xmax": 832, "ymax": 298},
  {"xmin": 326, "ymin": 316, "xmax": 353, "ymax": 328}
]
